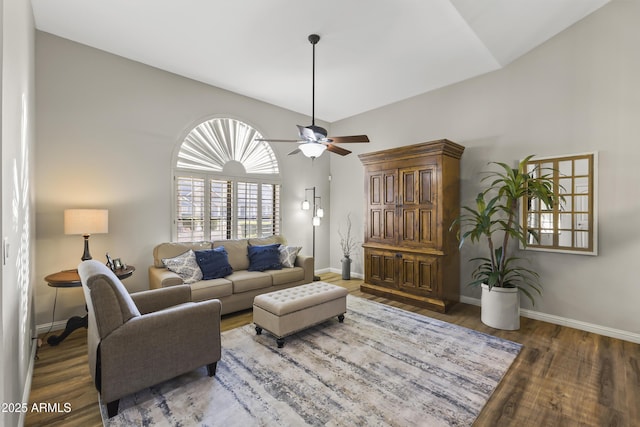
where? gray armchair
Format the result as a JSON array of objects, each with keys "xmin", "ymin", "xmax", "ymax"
[{"xmin": 78, "ymin": 260, "xmax": 221, "ymax": 418}]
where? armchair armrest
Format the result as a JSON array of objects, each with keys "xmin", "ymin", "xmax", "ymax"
[
  {"xmin": 130, "ymin": 285, "xmax": 192, "ymax": 315},
  {"xmin": 148, "ymin": 266, "xmax": 184, "ymax": 289},
  {"xmin": 98, "ymin": 299, "xmax": 222, "ymax": 403}
]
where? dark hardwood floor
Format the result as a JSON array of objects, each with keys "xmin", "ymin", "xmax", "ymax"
[{"xmin": 26, "ymin": 273, "xmax": 639, "ymax": 426}]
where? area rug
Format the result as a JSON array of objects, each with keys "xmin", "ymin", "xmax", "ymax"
[{"xmin": 102, "ymin": 295, "xmax": 522, "ymax": 426}]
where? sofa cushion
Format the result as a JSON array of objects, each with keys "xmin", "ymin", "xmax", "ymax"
[
  {"xmin": 249, "ymin": 235, "xmax": 287, "ymax": 246},
  {"xmin": 190, "ymin": 278, "xmax": 233, "ymax": 302},
  {"xmin": 269, "ymin": 267, "xmax": 305, "ymax": 285},
  {"xmin": 279, "ymin": 245, "xmax": 301, "ymax": 268},
  {"xmin": 153, "ymin": 241, "xmax": 212, "ymax": 268},
  {"xmin": 227, "ymin": 270, "xmax": 272, "ymax": 293},
  {"xmin": 248, "ymin": 244, "xmax": 282, "ymax": 272},
  {"xmin": 195, "ymin": 247, "xmax": 233, "ymax": 280},
  {"xmin": 213, "ymin": 239, "xmax": 249, "ymax": 271},
  {"xmin": 162, "ymin": 250, "xmax": 203, "ymax": 284}
]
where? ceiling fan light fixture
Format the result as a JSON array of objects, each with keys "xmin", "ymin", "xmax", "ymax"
[{"xmin": 299, "ymin": 143, "xmax": 327, "ymax": 159}]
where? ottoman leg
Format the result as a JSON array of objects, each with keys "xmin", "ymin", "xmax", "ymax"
[
  {"xmin": 338, "ymin": 314, "xmax": 345, "ymax": 323},
  {"xmin": 276, "ymin": 338, "xmax": 285, "ymax": 348},
  {"xmin": 255, "ymin": 326, "xmax": 262, "ymax": 335}
]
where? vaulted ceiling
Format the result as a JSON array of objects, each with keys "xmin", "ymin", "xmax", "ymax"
[{"xmin": 31, "ymin": 0, "xmax": 609, "ymax": 122}]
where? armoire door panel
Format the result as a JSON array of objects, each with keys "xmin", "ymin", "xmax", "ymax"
[
  {"xmin": 384, "ymin": 174, "xmax": 396, "ymax": 205},
  {"xmin": 401, "ymin": 209, "xmax": 416, "ymax": 242},
  {"xmin": 419, "ymin": 209, "xmax": 434, "ymax": 245},
  {"xmin": 369, "ymin": 253, "xmax": 383, "ymax": 280},
  {"xmin": 366, "ymin": 249, "xmax": 397, "ymax": 288},
  {"xmin": 384, "ymin": 210, "xmax": 396, "ymax": 240},
  {"xmin": 367, "ymin": 169, "xmax": 397, "ymax": 244},
  {"xmin": 399, "ymin": 257, "xmax": 415, "ymax": 288},
  {"xmin": 402, "ymin": 170, "xmax": 417, "ymax": 204},
  {"xmin": 370, "ymin": 210, "xmax": 382, "ymax": 239},
  {"xmin": 399, "ymin": 254, "xmax": 438, "ymax": 296},
  {"xmin": 370, "ymin": 176, "xmax": 381, "ymax": 205},
  {"xmin": 416, "ymin": 257, "xmax": 437, "ymax": 293},
  {"xmin": 419, "ymin": 169, "xmax": 435, "ymax": 204}
]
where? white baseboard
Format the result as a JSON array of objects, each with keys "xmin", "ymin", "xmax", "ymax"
[
  {"xmin": 460, "ymin": 295, "xmax": 640, "ymax": 344},
  {"xmin": 35, "ymin": 320, "xmax": 67, "ymax": 336}
]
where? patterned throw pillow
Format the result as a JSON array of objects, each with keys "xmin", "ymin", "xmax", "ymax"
[
  {"xmin": 195, "ymin": 247, "xmax": 233, "ymax": 280},
  {"xmin": 247, "ymin": 244, "xmax": 282, "ymax": 272},
  {"xmin": 279, "ymin": 245, "xmax": 301, "ymax": 268},
  {"xmin": 162, "ymin": 250, "xmax": 203, "ymax": 284}
]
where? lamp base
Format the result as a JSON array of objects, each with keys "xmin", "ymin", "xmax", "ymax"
[{"xmin": 81, "ymin": 234, "xmax": 93, "ymax": 261}]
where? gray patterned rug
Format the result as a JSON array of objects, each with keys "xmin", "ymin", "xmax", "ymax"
[{"xmin": 102, "ymin": 295, "xmax": 521, "ymax": 426}]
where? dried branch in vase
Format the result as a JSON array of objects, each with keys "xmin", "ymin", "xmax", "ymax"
[{"xmin": 338, "ymin": 213, "xmax": 359, "ymax": 257}]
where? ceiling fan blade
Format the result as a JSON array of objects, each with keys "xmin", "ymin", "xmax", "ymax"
[
  {"xmin": 256, "ymin": 138, "xmax": 304, "ymax": 143},
  {"xmin": 288, "ymin": 148, "xmax": 301, "ymax": 156},
  {"xmin": 326, "ymin": 144, "xmax": 352, "ymax": 156},
  {"xmin": 327, "ymin": 135, "xmax": 370, "ymax": 144}
]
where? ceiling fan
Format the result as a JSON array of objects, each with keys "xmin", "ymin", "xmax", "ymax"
[{"xmin": 256, "ymin": 34, "xmax": 369, "ymax": 159}]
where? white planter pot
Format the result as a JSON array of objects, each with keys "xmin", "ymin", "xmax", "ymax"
[{"xmin": 481, "ymin": 284, "xmax": 520, "ymax": 330}]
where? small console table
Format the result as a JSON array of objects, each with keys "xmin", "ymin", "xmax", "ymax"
[{"xmin": 45, "ymin": 265, "xmax": 135, "ymax": 346}]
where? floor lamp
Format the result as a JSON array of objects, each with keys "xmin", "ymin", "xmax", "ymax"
[{"xmin": 302, "ymin": 187, "xmax": 323, "ymax": 281}]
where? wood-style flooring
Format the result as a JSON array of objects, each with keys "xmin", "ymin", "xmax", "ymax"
[{"xmin": 26, "ymin": 273, "xmax": 639, "ymax": 426}]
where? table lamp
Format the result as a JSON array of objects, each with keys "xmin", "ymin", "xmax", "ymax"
[{"xmin": 64, "ymin": 209, "xmax": 109, "ymax": 261}]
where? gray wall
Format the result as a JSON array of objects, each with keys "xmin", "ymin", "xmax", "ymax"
[
  {"xmin": 34, "ymin": 0, "xmax": 639, "ymax": 341},
  {"xmin": 1, "ymin": 0, "xmax": 37, "ymax": 424},
  {"xmin": 35, "ymin": 33, "xmax": 331, "ymax": 327},
  {"xmin": 329, "ymin": 0, "xmax": 640, "ymax": 337}
]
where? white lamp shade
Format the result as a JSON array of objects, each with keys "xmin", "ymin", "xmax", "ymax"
[
  {"xmin": 301, "ymin": 200, "xmax": 311, "ymax": 210},
  {"xmin": 312, "ymin": 216, "xmax": 321, "ymax": 227},
  {"xmin": 299, "ymin": 143, "xmax": 327, "ymax": 158},
  {"xmin": 316, "ymin": 207, "xmax": 324, "ymax": 218},
  {"xmin": 64, "ymin": 209, "xmax": 109, "ymax": 235}
]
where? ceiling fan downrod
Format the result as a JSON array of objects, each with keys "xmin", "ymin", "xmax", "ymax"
[{"xmin": 309, "ymin": 34, "xmax": 320, "ymax": 127}]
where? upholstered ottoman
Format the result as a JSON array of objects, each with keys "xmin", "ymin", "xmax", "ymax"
[{"xmin": 253, "ymin": 282, "xmax": 348, "ymax": 348}]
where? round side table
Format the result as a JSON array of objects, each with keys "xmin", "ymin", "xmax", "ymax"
[{"xmin": 45, "ymin": 265, "xmax": 135, "ymax": 346}]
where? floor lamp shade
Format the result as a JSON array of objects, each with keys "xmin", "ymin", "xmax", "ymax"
[{"xmin": 64, "ymin": 209, "xmax": 109, "ymax": 261}]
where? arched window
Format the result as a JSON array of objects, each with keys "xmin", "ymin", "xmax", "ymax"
[{"xmin": 173, "ymin": 118, "xmax": 281, "ymax": 242}]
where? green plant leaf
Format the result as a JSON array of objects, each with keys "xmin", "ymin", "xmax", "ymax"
[{"xmin": 451, "ymin": 154, "xmax": 559, "ymax": 305}]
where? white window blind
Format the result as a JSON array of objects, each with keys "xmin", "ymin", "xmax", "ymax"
[
  {"xmin": 176, "ymin": 176, "xmax": 205, "ymax": 241},
  {"xmin": 237, "ymin": 181, "xmax": 259, "ymax": 238},
  {"xmin": 210, "ymin": 179, "xmax": 232, "ymax": 240},
  {"xmin": 261, "ymin": 183, "xmax": 280, "ymax": 236}
]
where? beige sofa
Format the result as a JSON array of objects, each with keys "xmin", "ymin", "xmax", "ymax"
[{"xmin": 149, "ymin": 235, "xmax": 314, "ymax": 315}]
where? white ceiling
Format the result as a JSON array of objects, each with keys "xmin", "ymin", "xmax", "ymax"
[{"xmin": 31, "ymin": 0, "xmax": 609, "ymax": 123}]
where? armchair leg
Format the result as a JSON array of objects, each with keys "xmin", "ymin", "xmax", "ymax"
[
  {"xmin": 207, "ymin": 362, "xmax": 217, "ymax": 377},
  {"xmin": 106, "ymin": 399, "xmax": 119, "ymax": 418}
]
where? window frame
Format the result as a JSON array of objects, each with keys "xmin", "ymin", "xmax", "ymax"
[
  {"xmin": 173, "ymin": 169, "xmax": 281, "ymax": 242},
  {"xmin": 172, "ymin": 117, "xmax": 282, "ymax": 242},
  {"xmin": 521, "ymin": 152, "xmax": 598, "ymax": 256}
]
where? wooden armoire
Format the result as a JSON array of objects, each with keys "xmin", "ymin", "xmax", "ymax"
[{"xmin": 358, "ymin": 139, "xmax": 465, "ymax": 313}]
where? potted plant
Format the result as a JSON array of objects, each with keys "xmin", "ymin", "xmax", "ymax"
[
  {"xmin": 338, "ymin": 213, "xmax": 358, "ymax": 280},
  {"xmin": 451, "ymin": 155, "xmax": 559, "ymax": 330}
]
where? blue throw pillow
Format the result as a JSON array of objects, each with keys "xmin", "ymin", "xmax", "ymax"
[
  {"xmin": 195, "ymin": 247, "xmax": 233, "ymax": 280},
  {"xmin": 247, "ymin": 243, "xmax": 282, "ymax": 272}
]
